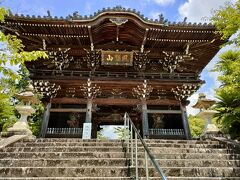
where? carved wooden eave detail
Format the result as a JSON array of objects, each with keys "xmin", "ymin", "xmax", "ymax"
[
  {"xmin": 44, "ymin": 48, "xmax": 74, "ymax": 71},
  {"xmin": 171, "ymin": 83, "xmax": 200, "ymax": 101},
  {"xmin": 33, "ymin": 80, "xmax": 61, "ymax": 99},
  {"xmin": 133, "ymin": 51, "xmax": 150, "ymax": 71},
  {"xmin": 83, "ymin": 49, "xmax": 101, "ymax": 71},
  {"xmin": 160, "ymin": 48, "xmax": 195, "ymax": 73},
  {"xmin": 109, "ymin": 17, "xmax": 128, "ymax": 26}
]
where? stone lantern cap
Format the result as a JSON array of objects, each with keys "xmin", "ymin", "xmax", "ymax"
[
  {"xmin": 192, "ymin": 93, "xmax": 216, "ymax": 110},
  {"xmin": 15, "ymin": 84, "xmax": 38, "ymax": 104}
]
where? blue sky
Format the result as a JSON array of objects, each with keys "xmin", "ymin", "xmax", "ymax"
[{"xmin": 1, "ymin": 0, "xmax": 234, "ymax": 138}]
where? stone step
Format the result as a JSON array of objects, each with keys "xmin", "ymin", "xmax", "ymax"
[
  {"xmin": 0, "ymin": 158, "xmax": 128, "ymax": 167},
  {"xmin": 0, "ymin": 146, "xmax": 233, "ymax": 154},
  {"xmin": 0, "ymin": 146, "xmax": 125, "ymax": 153},
  {"xmin": 155, "ymin": 159, "xmax": 240, "ymax": 167},
  {"xmin": 0, "ymin": 167, "xmax": 239, "ymax": 177},
  {"xmin": 154, "ymin": 153, "xmax": 240, "ymax": 160},
  {"xmin": 0, "ymin": 178, "xmax": 132, "ymax": 180},
  {"xmin": 145, "ymin": 167, "xmax": 240, "ymax": 177},
  {"xmin": 0, "ymin": 158, "xmax": 239, "ymax": 168},
  {"xmin": 10, "ymin": 142, "xmax": 225, "ymax": 149},
  {"xmin": 0, "ymin": 177, "xmax": 240, "ymax": 180},
  {"xmin": 0, "ymin": 178, "xmax": 239, "ymax": 180},
  {"xmin": 0, "ymin": 152, "xmax": 126, "ymax": 159},
  {"xmin": 0, "ymin": 167, "xmax": 129, "ymax": 177},
  {"xmin": 167, "ymin": 178, "xmax": 240, "ymax": 180},
  {"xmin": 1, "ymin": 151, "xmax": 239, "ymax": 160},
  {"xmin": 22, "ymin": 138, "xmax": 220, "ymax": 145}
]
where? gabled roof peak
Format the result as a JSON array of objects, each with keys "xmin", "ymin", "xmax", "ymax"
[{"xmin": 7, "ymin": 6, "xmax": 213, "ymax": 27}]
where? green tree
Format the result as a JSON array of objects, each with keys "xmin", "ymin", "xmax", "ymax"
[
  {"xmin": 114, "ymin": 126, "xmax": 130, "ymax": 140},
  {"xmin": 0, "ymin": 93, "xmax": 15, "ymax": 131},
  {"xmin": 214, "ymin": 89, "xmax": 240, "ymax": 139},
  {"xmin": 188, "ymin": 115, "xmax": 205, "ymax": 138},
  {"xmin": 0, "ymin": 7, "xmax": 47, "ymax": 134},
  {"xmin": 211, "ymin": 1, "xmax": 240, "ymax": 139},
  {"xmin": 211, "ymin": 0, "xmax": 240, "ymax": 46},
  {"xmin": 0, "ymin": 8, "xmax": 47, "ymax": 79},
  {"xmin": 97, "ymin": 129, "xmax": 108, "ymax": 140}
]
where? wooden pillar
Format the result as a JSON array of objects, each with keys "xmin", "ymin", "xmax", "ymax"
[
  {"xmin": 85, "ymin": 98, "xmax": 92, "ymax": 123},
  {"xmin": 92, "ymin": 121, "xmax": 98, "ymax": 139},
  {"xmin": 40, "ymin": 103, "xmax": 51, "ymax": 138},
  {"xmin": 82, "ymin": 98, "xmax": 93, "ymax": 139},
  {"xmin": 142, "ymin": 99, "xmax": 149, "ymax": 139},
  {"xmin": 180, "ymin": 102, "xmax": 191, "ymax": 140}
]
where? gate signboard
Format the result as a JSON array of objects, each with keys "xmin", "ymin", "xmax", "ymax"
[{"xmin": 101, "ymin": 50, "xmax": 133, "ymax": 66}]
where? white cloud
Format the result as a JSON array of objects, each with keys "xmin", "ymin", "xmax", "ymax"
[
  {"xmin": 154, "ymin": 0, "xmax": 175, "ymax": 6},
  {"xmin": 178, "ymin": 0, "xmax": 233, "ymax": 22},
  {"xmin": 85, "ymin": 2, "xmax": 92, "ymax": 13},
  {"xmin": 149, "ymin": 11, "xmax": 162, "ymax": 19}
]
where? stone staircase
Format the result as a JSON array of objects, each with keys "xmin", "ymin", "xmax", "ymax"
[{"xmin": 0, "ymin": 138, "xmax": 239, "ymax": 179}]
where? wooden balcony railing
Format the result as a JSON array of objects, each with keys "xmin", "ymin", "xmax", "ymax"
[
  {"xmin": 46, "ymin": 128, "xmax": 83, "ymax": 138},
  {"xmin": 30, "ymin": 69, "xmax": 199, "ymax": 81},
  {"xmin": 149, "ymin": 128, "xmax": 185, "ymax": 136}
]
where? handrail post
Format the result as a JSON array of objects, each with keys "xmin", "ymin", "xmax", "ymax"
[
  {"xmin": 135, "ymin": 131, "xmax": 138, "ymax": 179},
  {"xmin": 125, "ymin": 112, "xmax": 167, "ymax": 180},
  {"xmin": 127, "ymin": 116, "xmax": 129, "ymax": 153},
  {"xmin": 124, "ymin": 113, "xmax": 127, "ymax": 140},
  {"xmin": 131, "ymin": 124, "xmax": 134, "ymax": 166},
  {"xmin": 145, "ymin": 150, "xmax": 149, "ymax": 180}
]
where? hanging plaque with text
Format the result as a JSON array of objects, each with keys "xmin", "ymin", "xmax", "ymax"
[{"xmin": 101, "ymin": 50, "xmax": 133, "ymax": 66}]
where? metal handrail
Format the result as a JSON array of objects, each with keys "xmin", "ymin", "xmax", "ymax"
[{"xmin": 123, "ymin": 112, "xmax": 167, "ymax": 180}]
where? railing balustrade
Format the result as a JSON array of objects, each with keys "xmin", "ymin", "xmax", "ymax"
[
  {"xmin": 30, "ymin": 69, "xmax": 198, "ymax": 81},
  {"xmin": 149, "ymin": 128, "xmax": 185, "ymax": 136},
  {"xmin": 124, "ymin": 112, "xmax": 167, "ymax": 180},
  {"xmin": 46, "ymin": 128, "xmax": 83, "ymax": 135}
]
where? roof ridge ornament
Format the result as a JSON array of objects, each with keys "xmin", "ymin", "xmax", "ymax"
[{"xmin": 109, "ymin": 17, "xmax": 128, "ymax": 26}]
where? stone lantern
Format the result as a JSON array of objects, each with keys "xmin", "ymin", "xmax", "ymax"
[
  {"xmin": 7, "ymin": 84, "xmax": 38, "ymax": 138},
  {"xmin": 192, "ymin": 93, "xmax": 221, "ymax": 138}
]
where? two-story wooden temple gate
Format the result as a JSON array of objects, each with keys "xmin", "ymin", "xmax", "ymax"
[{"xmin": 2, "ymin": 7, "xmax": 224, "ymax": 139}]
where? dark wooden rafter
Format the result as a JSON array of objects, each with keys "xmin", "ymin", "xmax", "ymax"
[
  {"xmin": 87, "ymin": 26, "xmax": 94, "ymax": 50},
  {"xmin": 141, "ymin": 28, "xmax": 149, "ymax": 52}
]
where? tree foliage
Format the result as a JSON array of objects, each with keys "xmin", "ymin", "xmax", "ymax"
[
  {"xmin": 97, "ymin": 129, "xmax": 108, "ymax": 140},
  {"xmin": 0, "ymin": 7, "xmax": 47, "ymax": 79},
  {"xmin": 211, "ymin": 1, "xmax": 240, "ymax": 140},
  {"xmin": 0, "ymin": 93, "xmax": 15, "ymax": 131},
  {"xmin": 212, "ymin": 51, "xmax": 240, "ymax": 139},
  {"xmin": 114, "ymin": 126, "xmax": 130, "ymax": 140},
  {"xmin": 211, "ymin": 0, "xmax": 240, "ymax": 46},
  {"xmin": 188, "ymin": 115, "xmax": 205, "ymax": 138},
  {"xmin": 0, "ymin": 7, "xmax": 47, "ymax": 135}
]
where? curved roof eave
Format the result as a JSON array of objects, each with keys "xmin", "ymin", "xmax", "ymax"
[{"xmin": 6, "ymin": 6, "xmax": 215, "ymax": 29}]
